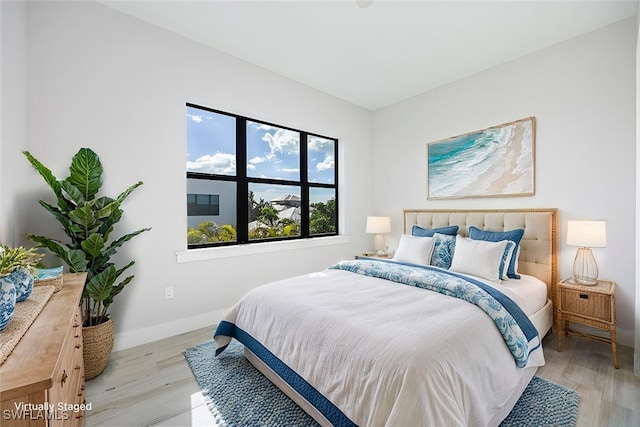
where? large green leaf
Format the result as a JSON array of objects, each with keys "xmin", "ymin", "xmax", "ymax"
[
  {"xmin": 68, "ymin": 204, "xmax": 99, "ymax": 240},
  {"xmin": 38, "ymin": 201, "xmax": 73, "ymax": 233},
  {"xmin": 26, "ymin": 234, "xmax": 67, "ymax": 258},
  {"xmin": 85, "ymin": 266, "xmax": 117, "ymax": 302},
  {"xmin": 92, "ymin": 196, "xmax": 115, "ymax": 209},
  {"xmin": 68, "ymin": 148, "xmax": 103, "ymax": 200},
  {"xmin": 66, "ymin": 249, "xmax": 89, "ymax": 272},
  {"xmin": 99, "ymin": 208, "xmax": 123, "ymax": 238},
  {"xmin": 26, "ymin": 235, "xmax": 88, "ymax": 272},
  {"xmin": 60, "ymin": 179, "xmax": 85, "ymax": 206},
  {"xmin": 81, "ymin": 233, "xmax": 105, "ymax": 257},
  {"xmin": 116, "ymin": 181, "xmax": 143, "ymax": 204},
  {"xmin": 92, "ymin": 199, "xmax": 117, "ymax": 220},
  {"xmin": 104, "ymin": 274, "xmax": 134, "ymax": 308},
  {"xmin": 102, "ymin": 228, "xmax": 152, "ymax": 258},
  {"xmin": 23, "ymin": 150, "xmax": 71, "ymax": 213}
]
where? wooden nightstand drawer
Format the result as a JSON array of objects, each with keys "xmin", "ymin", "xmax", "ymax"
[{"xmin": 560, "ymin": 288, "xmax": 612, "ymax": 322}]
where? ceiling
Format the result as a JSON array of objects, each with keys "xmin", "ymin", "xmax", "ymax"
[{"xmin": 98, "ymin": 0, "xmax": 638, "ymax": 111}]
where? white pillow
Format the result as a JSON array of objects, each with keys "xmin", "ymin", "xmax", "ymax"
[
  {"xmin": 393, "ymin": 234, "xmax": 434, "ymax": 265},
  {"xmin": 450, "ymin": 235, "xmax": 508, "ymax": 282}
]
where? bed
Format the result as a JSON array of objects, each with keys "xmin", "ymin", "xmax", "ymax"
[{"xmin": 214, "ymin": 208, "xmax": 558, "ymax": 427}]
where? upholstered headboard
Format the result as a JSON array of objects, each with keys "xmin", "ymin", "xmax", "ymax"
[{"xmin": 403, "ymin": 209, "xmax": 558, "ymax": 306}]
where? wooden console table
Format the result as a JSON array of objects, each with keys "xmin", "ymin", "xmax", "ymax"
[{"xmin": 0, "ymin": 273, "xmax": 87, "ymax": 426}]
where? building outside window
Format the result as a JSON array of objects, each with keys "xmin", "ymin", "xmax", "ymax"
[{"xmin": 186, "ymin": 103, "xmax": 338, "ymax": 248}]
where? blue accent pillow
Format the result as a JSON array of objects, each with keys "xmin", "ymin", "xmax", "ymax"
[
  {"xmin": 412, "ymin": 225, "xmax": 459, "ymax": 238},
  {"xmin": 430, "ymin": 233, "xmax": 457, "ymax": 269},
  {"xmin": 468, "ymin": 226, "xmax": 524, "ymax": 279}
]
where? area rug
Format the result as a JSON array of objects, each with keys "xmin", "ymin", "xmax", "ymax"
[{"xmin": 185, "ymin": 340, "xmax": 580, "ymax": 427}]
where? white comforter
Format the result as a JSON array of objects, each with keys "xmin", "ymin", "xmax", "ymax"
[{"xmin": 215, "ymin": 267, "xmax": 545, "ymax": 427}]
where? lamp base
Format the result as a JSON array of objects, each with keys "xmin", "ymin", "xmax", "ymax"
[
  {"xmin": 573, "ymin": 247, "xmax": 599, "ymax": 286},
  {"xmin": 373, "ymin": 234, "xmax": 386, "ymax": 253},
  {"xmin": 573, "ymin": 276, "xmax": 599, "ymax": 286}
]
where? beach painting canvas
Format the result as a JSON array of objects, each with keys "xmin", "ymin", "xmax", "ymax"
[{"xmin": 427, "ymin": 117, "xmax": 535, "ymax": 199}]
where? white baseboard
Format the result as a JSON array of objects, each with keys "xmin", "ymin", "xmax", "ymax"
[{"xmin": 112, "ymin": 307, "xmax": 231, "ymax": 352}]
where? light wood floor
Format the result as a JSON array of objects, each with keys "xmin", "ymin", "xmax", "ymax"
[{"xmin": 84, "ymin": 327, "xmax": 640, "ymax": 426}]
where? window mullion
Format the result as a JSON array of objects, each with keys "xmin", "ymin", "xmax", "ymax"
[
  {"xmin": 300, "ymin": 132, "xmax": 309, "ymax": 237},
  {"xmin": 236, "ymin": 118, "xmax": 249, "ymax": 244}
]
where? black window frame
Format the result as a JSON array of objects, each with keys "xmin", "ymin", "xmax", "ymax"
[{"xmin": 186, "ymin": 102, "xmax": 339, "ymax": 249}]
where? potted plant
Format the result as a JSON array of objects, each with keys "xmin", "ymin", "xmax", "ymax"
[
  {"xmin": 0, "ymin": 244, "xmax": 43, "ymax": 330},
  {"xmin": 23, "ymin": 148, "xmax": 150, "ymax": 379},
  {"xmin": 0, "ymin": 244, "xmax": 42, "ymax": 277}
]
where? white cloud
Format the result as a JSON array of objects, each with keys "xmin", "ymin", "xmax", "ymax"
[
  {"xmin": 308, "ymin": 135, "xmax": 333, "ymax": 152},
  {"xmin": 249, "ymin": 156, "xmax": 265, "ymax": 164},
  {"xmin": 262, "ymin": 128, "xmax": 299, "ymax": 155},
  {"xmin": 280, "ymin": 168, "xmax": 300, "ymax": 173},
  {"xmin": 188, "ymin": 114, "xmax": 203, "ymax": 123},
  {"xmin": 316, "ymin": 154, "xmax": 335, "ymax": 171},
  {"xmin": 186, "ymin": 152, "xmax": 236, "ymax": 174}
]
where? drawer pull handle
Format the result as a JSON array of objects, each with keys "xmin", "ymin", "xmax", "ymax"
[
  {"xmin": 579, "ymin": 294, "xmax": 589, "ymax": 299},
  {"xmin": 61, "ymin": 370, "xmax": 68, "ymax": 385}
]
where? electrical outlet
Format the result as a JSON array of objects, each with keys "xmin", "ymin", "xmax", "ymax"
[{"xmin": 165, "ymin": 286, "xmax": 174, "ymax": 299}]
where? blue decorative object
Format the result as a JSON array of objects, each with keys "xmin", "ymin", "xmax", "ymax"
[
  {"xmin": 10, "ymin": 268, "xmax": 35, "ymax": 302},
  {"xmin": 469, "ymin": 226, "xmax": 525, "ymax": 279},
  {"xmin": 184, "ymin": 340, "xmax": 580, "ymax": 427},
  {"xmin": 0, "ymin": 275, "xmax": 17, "ymax": 330},
  {"xmin": 36, "ymin": 266, "xmax": 63, "ymax": 280},
  {"xmin": 412, "ymin": 224, "xmax": 459, "ymax": 237},
  {"xmin": 430, "ymin": 233, "xmax": 457, "ymax": 269}
]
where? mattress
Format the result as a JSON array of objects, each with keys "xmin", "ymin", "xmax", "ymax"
[{"xmin": 477, "ymin": 273, "xmax": 548, "ymax": 316}]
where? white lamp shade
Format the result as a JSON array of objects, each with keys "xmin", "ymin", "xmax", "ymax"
[
  {"xmin": 366, "ymin": 216, "xmax": 391, "ymax": 234},
  {"xmin": 566, "ymin": 220, "xmax": 607, "ymax": 248}
]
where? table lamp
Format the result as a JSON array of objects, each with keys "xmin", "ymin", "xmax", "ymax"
[
  {"xmin": 566, "ymin": 220, "xmax": 607, "ymax": 286},
  {"xmin": 366, "ymin": 216, "xmax": 391, "ymax": 254}
]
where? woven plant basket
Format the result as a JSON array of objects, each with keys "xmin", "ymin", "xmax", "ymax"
[
  {"xmin": 34, "ymin": 276, "xmax": 63, "ymax": 292},
  {"xmin": 83, "ymin": 318, "xmax": 114, "ymax": 380}
]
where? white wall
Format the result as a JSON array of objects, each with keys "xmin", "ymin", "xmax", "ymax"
[
  {"xmin": 16, "ymin": 1, "xmax": 374, "ymax": 349},
  {"xmin": 635, "ymin": 1, "xmax": 640, "ymax": 376},
  {"xmin": 374, "ymin": 19, "xmax": 637, "ymax": 346},
  {"xmin": 0, "ymin": 1, "xmax": 29, "ymax": 246}
]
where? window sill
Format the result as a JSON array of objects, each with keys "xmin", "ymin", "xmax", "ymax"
[{"xmin": 176, "ymin": 235, "xmax": 350, "ymax": 263}]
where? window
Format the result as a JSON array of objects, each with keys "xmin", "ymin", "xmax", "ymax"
[
  {"xmin": 187, "ymin": 194, "xmax": 220, "ymax": 216},
  {"xmin": 186, "ymin": 103, "xmax": 338, "ymax": 248}
]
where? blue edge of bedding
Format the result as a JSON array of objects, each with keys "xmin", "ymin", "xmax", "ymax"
[{"xmin": 214, "ymin": 257, "xmax": 541, "ymax": 427}]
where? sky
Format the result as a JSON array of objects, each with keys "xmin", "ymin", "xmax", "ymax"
[{"xmin": 186, "ymin": 106, "xmax": 335, "ymax": 203}]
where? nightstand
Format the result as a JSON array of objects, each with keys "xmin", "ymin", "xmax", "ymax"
[
  {"xmin": 556, "ymin": 279, "xmax": 618, "ymax": 368},
  {"xmin": 355, "ymin": 252, "xmax": 392, "ymax": 259}
]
